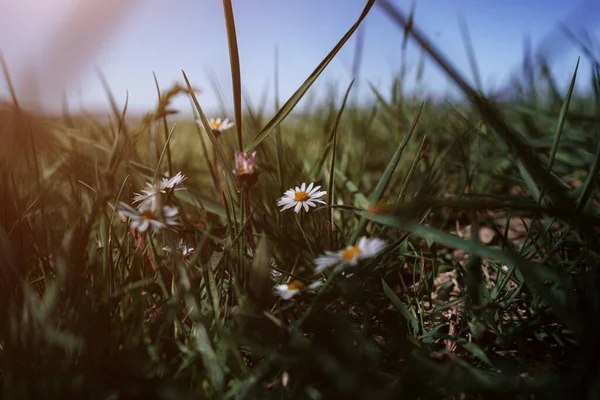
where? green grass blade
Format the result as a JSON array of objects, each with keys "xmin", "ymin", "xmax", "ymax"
[
  {"xmin": 365, "ymin": 212, "xmax": 581, "ymax": 337},
  {"xmin": 397, "ymin": 134, "xmax": 427, "ymax": 203},
  {"xmin": 221, "ymin": 0, "xmax": 244, "ymax": 151},
  {"xmin": 577, "ymin": 129, "xmax": 600, "ymax": 211},
  {"xmin": 547, "ymin": 57, "xmax": 580, "ymax": 172},
  {"xmin": 152, "ymin": 72, "xmax": 173, "ymax": 177},
  {"xmin": 182, "ymin": 70, "xmax": 235, "ymax": 183},
  {"xmin": 349, "ymin": 102, "xmax": 423, "ymax": 244},
  {"xmin": 243, "ymin": 0, "xmax": 375, "ymax": 153},
  {"xmin": 458, "ymin": 14, "xmax": 483, "ymax": 93},
  {"xmin": 335, "ymin": 169, "xmax": 369, "ymax": 208},
  {"xmin": 274, "ymin": 46, "xmax": 285, "ymax": 195},
  {"xmin": 327, "ymin": 80, "xmax": 354, "ymax": 245},
  {"xmin": 382, "ymin": 278, "xmax": 418, "ymax": 332}
]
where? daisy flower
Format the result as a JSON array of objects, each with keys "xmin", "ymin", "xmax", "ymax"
[
  {"xmin": 276, "ymin": 182, "xmax": 327, "ymax": 213},
  {"xmin": 197, "ymin": 117, "xmax": 235, "ymax": 136},
  {"xmin": 233, "ymin": 150, "xmax": 259, "ymax": 176},
  {"xmin": 133, "ymin": 171, "xmax": 186, "ymax": 210},
  {"xmin": 160, "ymin": 171, "xmax": 187, "ymax": 190},
  {"xmin": 163, "ymin": 239, "xmax": 194, "ymax": 257},
  {"xmin": 314, "ymin": 236, "xmax": 387, "ymax": 273},
  {"xmin": 133, "ymin": 183, "xmax": 163, "ymax": 211},
  {"xmin": 118, "ymin": 202, "xmax": 180, "ymax": 233},
  {"xmin": 274, "ymin": 280, "xmax": 323, "ymax": 300},
  {"xmin": 233, "ymin": 150, "xmax": 260, "ymax": 188}
]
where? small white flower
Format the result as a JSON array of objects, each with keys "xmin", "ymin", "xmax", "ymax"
[
  {"xmin": 160, "ymin": 171, "xmax": 187, "ymax": 190},
  {"xmin": 197, "ymin": 117, "xmax": 235, "ymax": 135},
  {"xmin": 314, "ymin": 236, "xmax": 387, "ymax": 273},
  {"xmin": 274, "ymin": 280, "xmax": 324, "ymax": 300},
  {"xmin": 133, "ymin": 171, "xmax": 186, "ymax": 210},
  {"xmin": 118, "ymin": 202, "xmax": 180, "ymax": 233},
  {"xmin": 163, "ymin": 239, "xmax": 194, "ymax": 257},
  {"xmin": 133, "ymin": 183, "xmax": 163, "ymax": 211},
  {"xmin": 276, "ymin": 182, "xmax": 327, "ymax": 213}
]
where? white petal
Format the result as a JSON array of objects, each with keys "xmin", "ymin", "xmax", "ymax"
[
  {"xmin": 307, "ymin": 281, "xmax": 323, "ymax": 291},
  {"xmin": 118, "ymin": 204, "xmax": 139, "ymax": 218},
  {"xmin": 306, "ymin": 182, "xmax": 314, "ymax": 193},
  {"xmin": 358, "ymin": 237, "xmax": 368, "ymax": 249},
  {"xmin": 280, "ymin": 201, "xmax": 297, "ymax": 211},
  {"xmin": 294, "ymin": 202, "xmax": 303, "ymax": 213},
  {"xmin": 277, "ymin": 197, "xmax": 295, "ymax": 206},
  {"xmin": 274, "ymin": 284, "xmax": 289, "ymax": 292},
  {"xmin": 308, "ymin": 185, "xmax": 321, "ymax": 194},
  {"xmin": 312, "ymin": 190, "xmax": 327, "ymax": 198},
  {"xmin": 163, "ymin": 205, "xmax": 179, "ymax": 217},
  {"xmin": 282, "ymin": 290, "xmax": 299, "ymax": 300},
  {"xmin": 300, "ymin": 182, "xmax": 306, "ymax": 192},
  {"xmin": 138, "ymin": 220, "xmax": 150, "ymax": 232},
  {"xmin": 302, "ymin": 202, "xmax": 310, "ymax": 212},
  {"xmin": 314, "ymin": 255, "xmax": 339, "ymax": 273},
  {"xmin": 150, "ymin": 220, "xmax": 166, "ymax": 231}
]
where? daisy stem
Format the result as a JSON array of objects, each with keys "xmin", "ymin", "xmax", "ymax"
[
  {"xmin": 294, "ymin": 269, "xmax": 339, "ymax": 327},
  {"xmin": 294, "ymin": 213, "xmax": 315, "ymax": 257},
  {"xmin": 213, "ymin": 146, "xmax": 222, "ymax": 195},
  {"xmin": 146, "ymin": 232, "xmax": 171, "ymax": 298},
  {"xmin": 243, "ymin": 187, "xmax": 256, "ymax": 255}
]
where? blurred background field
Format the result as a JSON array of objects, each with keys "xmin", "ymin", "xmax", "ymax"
[{"xmin": 2, "ymin": 1, "xmax": 600, "ymax": 399}]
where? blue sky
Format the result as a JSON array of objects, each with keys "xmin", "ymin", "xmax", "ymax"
[{"xmin": 0, "ymin": 0, "xmax": 597, "ymax": 115}]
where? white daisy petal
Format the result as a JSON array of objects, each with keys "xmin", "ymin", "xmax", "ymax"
[
  {"xmin": 313, "ymin": 237, "xmax": 388, "ymax": 273},
  {"xmin": 138, "ymin": 220, "xmax": 150, "ymax": 232},
  {"xmin": 314, "ymin": 254, "xmax": 340, "ymax": 273},
  {"xmin": 280, "ymin": 202, "xmax": 296, "ymax": 211},
  {"xmin": 277, "ymin": 197, "xmax": 295, "ymax": 206}
]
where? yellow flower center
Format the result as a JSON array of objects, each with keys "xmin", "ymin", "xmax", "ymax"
[
  {"xmin": 341, "ymin": 245, "xmax": 362, "ymax": 261},
  {"xmin": 210, "ymin": 121, "xmax": 220, "ymax": 129},
  {"xmin": 140, "ymin": 210, "xmax": 157, "ymax": 220},
  {"xmin": 239, "ymin": 165, "xmax": 245, "ymax": 174},
  {"xmin": 287, "ymin": 280, "xmax": 305, "ymax": 291},
  {"xmin": 294, "ymin": 191, "xmax": 309, "ymax": 202}
]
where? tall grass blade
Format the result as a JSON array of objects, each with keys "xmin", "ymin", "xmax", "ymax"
[
  {"xmin": 182, "ymin": 70, "xmax": 235, "ymax": 183},
  {"xmin": 221, "ymin": 0, "xmax": 244, "ymax": 151},
  {"xmin": 244, "ymin": 0, "xmax": 376, "ymax": 153}
]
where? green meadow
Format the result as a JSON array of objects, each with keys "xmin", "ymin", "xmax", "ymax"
[{"xmin": 2, "ymin": 1, "xmax": 600, "ymax": 398}]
